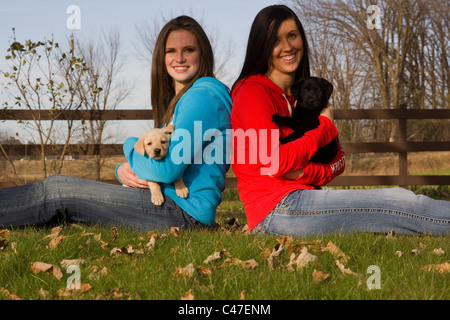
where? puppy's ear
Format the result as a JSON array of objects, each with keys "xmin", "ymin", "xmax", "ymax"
[
  {"xmin": 162, "ymin": 124, "xmax": 175, "ymax": 137},
  {"xmin": 291, "ymin": 78, "xmax": 306, "ymax": 98},
  {"xmin": 321, "ymin": 78, "xmax": 333, "ymax": 100},
  {"xmin": 134, "ymin": 135, "xmax": 147, "ymax": 156}
]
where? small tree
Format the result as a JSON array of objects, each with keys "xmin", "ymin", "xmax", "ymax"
[{"xmin": 1, "ymin": 31, "xmax": 87, "ymax": 178}]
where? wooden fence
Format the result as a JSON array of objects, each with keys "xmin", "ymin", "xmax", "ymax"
[{"xmin": 1, "ymin": 107, "xmax": 450, "ymax": 188}]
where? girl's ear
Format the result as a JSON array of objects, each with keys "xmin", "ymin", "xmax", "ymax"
[{"xmin": 162, "ymin": 124, "xmax": 175, "ymax": 136}]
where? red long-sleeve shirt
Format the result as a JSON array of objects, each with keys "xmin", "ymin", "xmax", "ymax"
[{"xmin": 231, "ymin": 74, "xmax": 346, "ymax": 230}]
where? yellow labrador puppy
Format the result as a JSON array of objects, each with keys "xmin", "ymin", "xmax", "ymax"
[{"xmin": 134, "ymin": 124, "xmax": 189, "ymax": 206}]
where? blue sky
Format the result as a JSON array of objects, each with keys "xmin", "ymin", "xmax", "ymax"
[
  {"xmin": 1, "ymin": 0, "xmax": 279, "ymax": 107},
  {"xmin": 0, "ymin": 0, "xmax": 280, "ymax": 139}
]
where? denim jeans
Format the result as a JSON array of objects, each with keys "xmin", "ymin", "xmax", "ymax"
[
  {"xmin": 0, "ymin": 175, "xmax": 201, "ymax": 231},
  {"xmin": 254, "ymin": 188, "xmax": 450, "ymax": 236}
]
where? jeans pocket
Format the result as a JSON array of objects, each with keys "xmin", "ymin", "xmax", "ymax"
[{"xmin": 276, "ymin": 190, "xmax": 304, "ymax": 213}]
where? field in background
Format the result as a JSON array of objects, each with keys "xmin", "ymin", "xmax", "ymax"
[{"xmin": 1, "ymin": 152, "xmax": 449, "ymax": 185}]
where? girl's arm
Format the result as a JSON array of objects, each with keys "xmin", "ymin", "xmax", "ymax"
[
  {"xmin": 233, "ymin": 83, "xmax": 338, "ymax": 177},
  {"xmin": 116, "ymin": 162, "xmax": 149, "ymax": 188},
  {"xmin": 281, "ymin": 106, "xmax": 346, "ymax": 185},
  {"xmin": 123, "ymin": 88, "xmax": 218, "ymax": 183},
  {"xmin": 294, "ymin": 145, "xmax": 346, "ymax": 185}
]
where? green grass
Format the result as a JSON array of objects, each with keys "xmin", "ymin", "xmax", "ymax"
[
  {"xmin": 1, "ymin": 209, "xmax": 449, "ymax": 300},
  {"xmin": 0, "ymin": 187, "xmax": 449, "ymax": 300}
]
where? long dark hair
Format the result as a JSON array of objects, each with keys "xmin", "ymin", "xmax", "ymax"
[
  {"xmin": 152, "ymin": 16, "xmax": 215, "ymax": 127},
  {"xmin": 232, "ymin": 5, "xmax": 310, "ymax": 92}
]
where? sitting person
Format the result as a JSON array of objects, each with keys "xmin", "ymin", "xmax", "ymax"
[
  {"xmin": 0, "ymin": 16, "xmax": 232, "ymax": 231},
  {"xmin": 230, "ymin": 5, "xmax": 449, "ymax": 237}
]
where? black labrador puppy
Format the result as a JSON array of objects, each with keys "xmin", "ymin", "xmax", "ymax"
[{"xmin": 272, "ymin": 77, "xmax": 338, "ymax": 164}]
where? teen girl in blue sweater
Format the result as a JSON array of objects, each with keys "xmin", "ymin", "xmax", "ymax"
[{"xmin": 0, "ymin": 16, "xmax": 232, "ymax": 230}]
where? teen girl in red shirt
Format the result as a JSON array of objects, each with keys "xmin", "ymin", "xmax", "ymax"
[{"xmin": 231, "ymin": 5, "xmax": 449, "ymax": 236}]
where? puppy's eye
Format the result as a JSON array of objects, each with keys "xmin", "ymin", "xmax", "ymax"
[
  {"xmin": 161, "ymin": 140, "xmax": 166, "ymax": 144},
  {"xmin": 147, "ymin": 142, "xmax": 152, "ymax": 146}
]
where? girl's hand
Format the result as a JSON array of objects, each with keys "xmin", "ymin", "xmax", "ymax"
[
  {"xmin": 117, "ymin": 162, "xmax": 149, "ymax": 189},
  {"xmin": 283, "ymin": 169, "xmax": 304, "ymax": 180},
  {"xmin": 320, "ymin": 105, "xmax": 334, "ymax": 122}
]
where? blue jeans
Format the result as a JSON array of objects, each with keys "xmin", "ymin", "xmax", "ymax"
[
  {"xmin": 0, "ymin": 175, "xmax": 201, "ymax": 231},
  {"xmin": 254, "ymin": 188, "xmax": 450, "ymax": 236}
]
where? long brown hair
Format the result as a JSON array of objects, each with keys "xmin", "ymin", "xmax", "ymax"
[
  {"xmin": 152, "ymin": 16, "xmax": 214, "ymax": 127},
  {"xmin": 232, "ymin": 5, "xmax": 310, "ymax": 92}
]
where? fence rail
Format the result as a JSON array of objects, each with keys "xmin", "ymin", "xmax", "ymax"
[{"xmin": 1, "ymin": 107, "xmax": 450, "ymax": 188}]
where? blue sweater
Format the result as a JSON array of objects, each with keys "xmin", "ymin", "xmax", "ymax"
[{"xmin": 122, "ymin": 77, "xmax": 232, "ymax": 226}]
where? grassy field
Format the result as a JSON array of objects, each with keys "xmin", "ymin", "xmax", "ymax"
[
  {"xmin": 2, "ymin": 151, "xmax": 450, "ymax": 184},
  {"xmin": 0, "ymin": 153, "xmax": 449, "ymax": 301},
  {"xmin": 1, "ymin": 192, "xmax": 449, "ymax": 301}
]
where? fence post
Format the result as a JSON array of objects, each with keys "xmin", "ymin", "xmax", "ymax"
[{"xmin": 398, "ymin": 103, "xmax": 408, "ymax": 188}]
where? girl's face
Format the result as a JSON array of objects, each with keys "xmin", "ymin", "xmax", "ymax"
[
  {"xmin": 267, "ymin": 18, "xmax": 303, "ymax": 80},
  {"xmin": 165, "ymin": 29, "xmax": 201, "ymax": 94}
]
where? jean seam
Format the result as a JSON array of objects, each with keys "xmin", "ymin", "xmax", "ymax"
[{"xmin": 276, "ymin": 207, "xmax": 450, "ymax": 225}]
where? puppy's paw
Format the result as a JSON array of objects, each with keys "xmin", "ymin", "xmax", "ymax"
[
  {"xmin": 176, "ymin": 186, "xmax": 189, "ymax": 199},
  {"xmin": 272, "ymin": 114, "xmax": 282, "ymax": 125},
  {"xmin": 151, "ymin": 193, "xmax": 165, "ymax": 206}
]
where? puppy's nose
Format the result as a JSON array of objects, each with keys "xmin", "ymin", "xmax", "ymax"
[{"xmin": 154, "ymin": 148, "xmax": 161, "ymax": 155}]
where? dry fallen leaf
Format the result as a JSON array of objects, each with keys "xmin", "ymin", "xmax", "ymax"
[
  {"xmin": 110, "ymin": 245, "xmax": 136, "ymax": 256},
  {"xmin": 60, "ymin": 259, "xmax": 86, "ymax": 269},
  {"xmin": 29, "ymin": 261, "xmax": 63, "ymax": 280},
  {"xmin": 0, "ymin": 287, "xmax": 22, "ymax": 300},
  {"xmin": 268, "ymin": 244, "xmax": 284, "ymax": 270},
  {"xmin": 10, "ymin": 242, "xmax": 18, "ymax": 255},
  {"xmin": 239, "ymin": 290, "xmax": 246, "ymax": 300},
  {"xmin": 277, "ymin": 236, "xmax": 294, "ymax": 246},
  {"xmin": 0, "ymin": 229, "xmax": 10, "ymax": 239},
  {"xmin": 197, "ymin": 265, "xmax": 212, "ymax": 276},
  {"xmin": 203, "ymin": 249, "xmax": 230, "ymax": 264},
  {"xmin": 88, "ymin": 266, "xmax": 108, "ymax": 280},
  {"xmin": 44, "ymin": 226, "xmax": 63, "ymax": 239},
  {"xmin": 0, "ymin": 229, "xmax": 10, "ymax": 250},
  {"xmin": 145, "ymin": 237, "xmax": 156, "ymax": 252},
  {"xmin": 48, "ymin": 235, "xmax": 67, "ymax": 250},
  {"xmin": 395, "ymin": 250, "xmax": 403, "ymax": 258},
  {"xmin": 312, "ymin": 269, "xmax": 330, "ymax": 284},
  {"xmin": 421, "ymin": 262, "xmax": 450, "ymax": 274},
  {"xmin": 335, "ymin": 259, "xmax": 358, "ymax": 276},
  {"xmin": 418, "ymin": 242, "xmax": 427, "ymax": 250},
  {"xmin": 39, "ymin": 288, "xmax": 51, "ymax": 299},
  {"xmin": 181, "ymin": 289, "xmax": 194, "ymax": 300},
  {"xmin": 94, "ymin": 288, "xmax": 132, "ymax": 300},
  {"xmin": 321, "ymin": 241, "xmax": 350, "ymax": 264},
  {"xmin": 56, "ymin": 283, "xmax": 92, "ymax": 297},
  {"xmin": 433, "ymin": 248, "xmax": 445, "ymax": 256},
  {"xmin": 79, "ymin": 230, "xmax": 97, "ymax": 237},
  {"xmin": 160, "ymin": 227, "xmax": 179, "ymax": 238},
  {"xmin": 111, "ymin": 227, "xmax": 119, "ymax": 243},
  {"xmin": 385, "ymin": 230, "xmax": 395, "ymax": 239},
  {"xmin": 221, "ymin": 258, "xmax": 259, "ymax": 270},
  {"xmin": 286, "ymin": 247, "xmax": 317, "ymax": 271},
  {"xmin": 176, "ymin": 263, "xmax": 196, "ymax": 278}
]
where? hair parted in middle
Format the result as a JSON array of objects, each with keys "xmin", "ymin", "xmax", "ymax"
[
  {"xmin": 232, "ymin": 5, "xmax": 310, "ymax": 92},
  {"xmin": 151, "ymin": 15, "xmax": 215, "ymax": 128}
]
